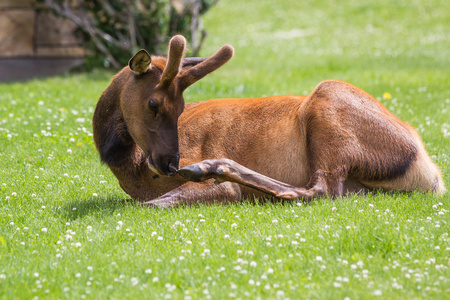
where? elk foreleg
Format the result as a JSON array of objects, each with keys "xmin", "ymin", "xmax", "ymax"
[{"xmin": 178, "ymin": 158, "xmax": 350, "ymax": 200}]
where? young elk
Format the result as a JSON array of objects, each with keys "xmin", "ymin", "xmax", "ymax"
[{"xmin": 93, "ymin": 35, "xmax": 445, "ymax": 208}]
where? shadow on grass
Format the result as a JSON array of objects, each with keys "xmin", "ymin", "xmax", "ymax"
[
  {"xmin": 58, "ymin": 191, "xmax": 391, "ymax": 221},
  {"xmin": 60, "ymin": 194, "xmax": 330, "ymax": 221},
  {"xmin": 60, "ymin": 196, "xmax": 138, "ymax": 221}
]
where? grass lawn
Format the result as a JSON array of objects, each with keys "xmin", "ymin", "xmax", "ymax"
[{"xmin": 1, "ymin": 0, "xmax": 449, "ymax": 299}]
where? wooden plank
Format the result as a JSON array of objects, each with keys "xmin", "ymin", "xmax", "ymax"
[
  {"xmin": 0, "ymin": 10, "xmax": 35, "ymax": 57},
  {"xmin": 0, "ymin": 0, "xmax": 34, "ymax": 9},
  {"xmin": 36, "ymin": 11, "xmax": 80, "ymax": 46},
  {"xmin": 36, "ymin": 46, "xmax": 85, "ymax": 57}
]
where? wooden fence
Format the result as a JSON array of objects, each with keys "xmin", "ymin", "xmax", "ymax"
[{"xmin": 0, "ymin": 0, "xmax": 84, "ymax": 58}]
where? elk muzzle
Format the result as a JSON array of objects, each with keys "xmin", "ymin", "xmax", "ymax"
[{"xmin": 147, "ymin": 153, "xmax": 180, "ymax": 177}]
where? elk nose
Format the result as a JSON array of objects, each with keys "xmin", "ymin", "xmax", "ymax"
[
  {"xmin": 167, "ymin": 154, "xmax": 180, "ymax": 176},
  {"xmin": 168, "ymin": 162, "xmax": 178, "ymax": 176}
]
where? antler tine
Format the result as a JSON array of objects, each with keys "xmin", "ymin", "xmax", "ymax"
[
  {"xmin": 159, "ymin": 35, "xmax": 187, "ymax": 89},
  {"xmin": 179, "ymin": 44, "xmax": 234, "ymax": 91}
]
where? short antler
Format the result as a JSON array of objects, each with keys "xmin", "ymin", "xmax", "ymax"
[
  {"xmin": 159, "ymin": 35, "xmax": 187, "ymax": 89},
  {"xmin": 178, "ymin": 44, "xmax": 234, "ymax": 91}
]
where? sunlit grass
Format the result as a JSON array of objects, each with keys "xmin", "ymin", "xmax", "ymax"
[{"xmin": 1, "ymin": 0, "xmax": 449, "ymax": 299}]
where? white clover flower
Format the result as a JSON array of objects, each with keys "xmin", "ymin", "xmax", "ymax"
[
  {"xmin": 250, "ymin": 261, "xmax": 257, "ymax": 267},
  {"xmin": 41, "ymin": 228, "xmax": 47, "ymax": 233},
  {"xmin": 267, "ymin": 268, "xmax": 274, "ymax": 274},
  {"xmin": 231, "ymin": 223, "xmax": 237, "ymax": 228},
  {"xmin": 87, "ymin": 266, "xmax": 93, "ymax": 271},
  {"xmin": 272, "ymin": 220, "xmax": 278, "ymax": 224},
  {"xmin": 373, "ymin": 290, "xmax": 382, "ymax": 296},
  {"xmin": 157, "ymin": 236, "xmax": 163, "ymax": 241},
  {"xmin": 316, "ymin": 256, "xmax": 323, "ymax": 261},
  {"xmin": 145, "ymin": 269, "xmax": 152, "ymax": 274},
  {"xmin": 131, "ymin": 277, "xmax": 139, "ymax": 286}
]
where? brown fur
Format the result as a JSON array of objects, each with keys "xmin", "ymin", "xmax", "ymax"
[{"xmin": 92, "ymin": 35, "xmax": 445, "ymax": 208}]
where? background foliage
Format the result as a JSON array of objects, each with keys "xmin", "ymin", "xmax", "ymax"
[{"xmin": 39, "ymin": 0, "xmax": 218, "ymax": 68}]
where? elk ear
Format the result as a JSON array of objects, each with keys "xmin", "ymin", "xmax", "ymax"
[
  {"xmin": 179, "ymin": 44, "xmax": 234, "ymax": 91},
  {"xmin": 180, "ymin": 57, "xmax": 207, "ymax": 72},
  {"xmin": 128, "ymin": 49, "xmax": 152, "ymax": 75}
]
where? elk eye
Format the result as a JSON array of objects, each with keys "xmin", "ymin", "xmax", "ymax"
[{"xmin": 148, "ymin": 99, "xmax": 159, "ymax": 114}]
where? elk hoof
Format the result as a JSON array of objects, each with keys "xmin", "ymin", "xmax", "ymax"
[{"xmin": 178, "ymin": 165, "xmax": 205, "ymax": 182}]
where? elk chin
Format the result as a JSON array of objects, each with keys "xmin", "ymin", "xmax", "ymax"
[{"xmin": 146, "ymin": 156, "xmax": 164, "ymax": 176}]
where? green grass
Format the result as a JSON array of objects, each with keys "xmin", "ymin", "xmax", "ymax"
[{"xmin": 1, "ymin": 0, "xmax": 449, "ymax": 299}]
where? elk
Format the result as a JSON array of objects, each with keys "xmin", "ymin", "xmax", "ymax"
[{"xmin": 93, "ymin": 35, "xmax": 445, "ymax": 208}]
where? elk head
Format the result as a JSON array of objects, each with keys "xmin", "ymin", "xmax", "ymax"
[{"xmin": 120, "ymin": 35, "xmax": 234, "ymax": 176}]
